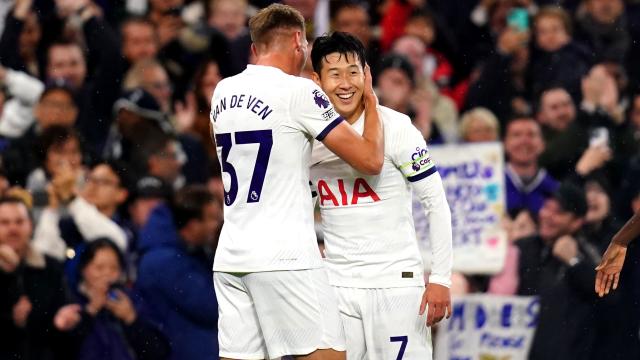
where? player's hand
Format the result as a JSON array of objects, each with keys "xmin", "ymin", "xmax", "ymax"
[
  {"xmin": 420, "ymin": 283, "xmax": 451, "ymax": 327},
  {"xmin": 363, "ymin": 64, "xmax": 378, "ymax": 108},
  {"xmin": 595, "ymin": 242, "xmax": 627, "ymax": 297},
  {"xmin": 54, "ymin": 304, "xmax": 82, "ymax": 331}
]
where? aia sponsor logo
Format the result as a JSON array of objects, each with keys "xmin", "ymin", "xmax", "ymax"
[{"xmin": 316, "ymin": 178, "xmax": 380, "ymax": 206}]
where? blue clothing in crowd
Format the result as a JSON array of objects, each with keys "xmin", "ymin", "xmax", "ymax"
[
  {"xmin": 136, "ymin": 204, "xmax": 219, "ymax": 360},
  {"xmin": 505, "ymin": 166, "xmax": 559, "ymax": 215}
]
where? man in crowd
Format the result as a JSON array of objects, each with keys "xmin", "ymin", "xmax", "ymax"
[
  {"xmin": 504, "ymin": 117, "xmax": 558, "ymax": 215},
  {"xmin": 516, "ymin": 182, "xmax": 600, "ymax": 359}
]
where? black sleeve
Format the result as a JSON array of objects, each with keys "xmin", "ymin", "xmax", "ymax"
[
  {"xmin": 82, "ymin": 16, "xmax": 124, "ymax": 119},
  {"xmin": 0, "ymin": 12, "xmax": 26, "ymax": 70},
  {"xmin": 124, "ymin": 317, "xmax": 172, "ymax": 360},
  {"xmin": 464, "ymin": 53, "xmax": 514, "ymax": 121},
  {"xmin": 566, "ymin": 256, "xmax": 598, "ymax": 298}
]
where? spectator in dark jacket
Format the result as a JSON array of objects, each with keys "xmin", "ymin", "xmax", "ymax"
[
  {"xmin": 0, "ymin": 196, "xmax": 72, "ymax": 360},
  {"xmin": 40, "ymin": 3, "xmax": 123, "ymax": 153},
  {"xmin": 0, "ymin": 0, "xmax": 43, "ymax": 77},
  {"xmin": 136, "ymin": 185, "xmax": 222, "ymax": 360},
  {"xmin": 574, "ymin": 0, "xmax": 629, "ymax": 64},
  {"xmin": 53, "ymin": 238, "xmax": 170, "ymax": 360},
  {"xmin": 504, "ymin": 117, "xmax": 558, "ymax": 216},
  {"xmin": 531, "ymin": 6, "xmax": 591, "ymax": 102},
  {"xmin": 516, "ymin": 182, "xmax": 599, "ymax": 360}
]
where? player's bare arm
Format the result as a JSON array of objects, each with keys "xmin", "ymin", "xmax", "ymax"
[
  {"xmin": 320, "ymin": 65, "xmax": 384, "ymax": 175},
  {"xmin": 595, "ymin": 210, "xmax": 640, "ymax": 297}
]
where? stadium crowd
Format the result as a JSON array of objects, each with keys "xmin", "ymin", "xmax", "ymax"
[{"xmin": 0, "ymin": 0, "xmax": 640, "ymax": 359}]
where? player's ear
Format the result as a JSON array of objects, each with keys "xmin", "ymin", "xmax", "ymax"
[
  {"xmin": 294, "ymin": 30, "xmax": 303, "ymax": 50},
  {"xmin": 311, "ymin": 72, "xmax": 321, "ymax": 86},
  {"xmin": 250, "ymin": 43, "xmax": 258, "ymax": 58}
]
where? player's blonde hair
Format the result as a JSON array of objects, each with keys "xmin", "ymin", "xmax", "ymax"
[{"xmin": 248, "ymin": 4, "xmax": 305, "ymax": 47}]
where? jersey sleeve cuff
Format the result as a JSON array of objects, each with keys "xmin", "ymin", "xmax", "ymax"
[
  {"xmin": 407, "ymin": 166, "xmax": 437, "ymax": 182},
  {"xmin": 428, "ymin": 274, "xmax": 451, "ymax": 288},
  {"xmin": 316, "ymin": 116, "xmax": 344, "ymax": 141}
]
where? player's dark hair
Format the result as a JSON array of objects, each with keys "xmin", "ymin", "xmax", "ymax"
[{"xmin": 311, "ymin": 31, "xmax": 366, "ymax": 74}]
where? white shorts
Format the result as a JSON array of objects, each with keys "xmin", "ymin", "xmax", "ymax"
[
  {"xmin": 214, "ymin": 269, "xmax": 346, "ymax": 359},
  {"xmin": 335, "ymin": 286, "xmax": 432, "ymax": 360}
]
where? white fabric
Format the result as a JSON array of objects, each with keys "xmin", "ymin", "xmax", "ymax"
[
  {"xmin": 211, "ymin": 64, "xmax": 343, "ymax": 272},
  {"xmin": 0, "ymin": 69, "xmax": 43, "ymax": 138},
  {"xmin": 336, "ymin": 286, "xmax": 432, "ymax": 360},
  {"xmin": 32, "ymin": 197, "xmax": 127, "ymax": 260},
  {"xmin": 214, "ymin": 269, "xmax": 346, "ymax": 359},
  {"xmin": 310, "ymin": 106, "xmax": 452, "ymax": 288}
]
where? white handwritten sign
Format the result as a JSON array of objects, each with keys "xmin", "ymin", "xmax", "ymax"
[
  {"xmin": 435, "ymin": 295, "xmax": 540, "ymax": 360},
  {"xmin": 414, "ymin": 142, "xmax": 507, "ymax": 274}
]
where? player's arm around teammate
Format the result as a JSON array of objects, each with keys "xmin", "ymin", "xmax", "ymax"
[{"xmin": 320, "ymin": 64, "xmax": 384, "ymax": 175}]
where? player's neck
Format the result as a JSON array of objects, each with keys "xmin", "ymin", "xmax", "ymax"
[
  {"xmin": 342, "ymin": 103, "xmax": 365, "ymax": 125},
  {"xmin": 255, "ymin": 53, "xmax": 300, "ymax": 76}
]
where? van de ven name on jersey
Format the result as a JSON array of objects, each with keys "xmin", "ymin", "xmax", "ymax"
[{"xmin": 211, "ymin": 94, "xmax": 274, "ymax": 122}]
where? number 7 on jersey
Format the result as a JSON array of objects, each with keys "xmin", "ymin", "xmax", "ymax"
[{"xmin": 215, "ymin": 130, "xmax": 273, "ymax": 206}]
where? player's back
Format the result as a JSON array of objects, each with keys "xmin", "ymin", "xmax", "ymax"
[{"xmin": 211, "ymin": 64, "xmax": 341, "ymax": 272}]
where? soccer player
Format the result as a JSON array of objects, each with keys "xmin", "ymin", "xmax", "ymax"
[
  {"xmin": 309, "ymin": 32, "xmax": 453, "ymax": 359},
  {"xmin": 595, "ymin": 210, "xmax": 640, "ymax": 297},
  {"xmin": 210, "ymin": 4, "xmax": 384, "ymax": 360}
]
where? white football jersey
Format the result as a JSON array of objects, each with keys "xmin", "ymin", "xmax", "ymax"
[
  {"xmin": 310, "ymin": 106, "xmax": 452, "ymax": 288},
  {"xmin": 211, "ymin": 65, "xmax": 344, "ymax": 272}
]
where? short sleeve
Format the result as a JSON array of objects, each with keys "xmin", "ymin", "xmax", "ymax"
[
  {"xmin": 290, "ymin": 80, "xmax": 344, "ymax": 140},
  {"xmin": 390, "ymin": 121, "xmax": 438, "ymax": 182}
]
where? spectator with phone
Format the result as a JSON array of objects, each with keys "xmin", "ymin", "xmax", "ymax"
[
  {"xmin": 54, "ymin": 238, "xmax": 170, "ymax": 360},
  {"xmin": 465, "ymin": 7, "xmax": 531, "ymax": 124}
]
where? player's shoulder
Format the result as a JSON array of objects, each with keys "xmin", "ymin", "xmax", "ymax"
[{"xmin": 378, "ymin": 105, "xmax": 420, "ymax": 137}]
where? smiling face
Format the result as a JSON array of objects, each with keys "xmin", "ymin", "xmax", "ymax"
[
  {"xmin": 505, "ymin": 118, "xmax": 544, "ymax": 166},
  {"xmin": 312, "ymin": 52, "xmax": 365, "ymax": 124}
]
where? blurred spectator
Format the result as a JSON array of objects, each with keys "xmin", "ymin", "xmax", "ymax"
[
  {"xmin": 136, "ymin": 185, "xmax": 222, "ymax": 360},
  {"xmin": 128, "ymin": 175, "xmax": 173, "ymax": 231},
  {"xmin": 124, "ymin": 59, "xmax": 173, "ymax": 113},
  {"xmin": 0, "ymin": 196, "xmax": 72, "ymax": 360},
  {"xmin": 133, "ymin": 131, "xmax": 185, "ymax": 189},
  {"xmin": 54, "ymin": 238, "xmax": 170, "ymax": 360},
  {"xmin": 104, "ymin": 88, "xmax": 173, "ymax": 164},
  {"xmin": 465, "ymin": 25, "xmax": 531, "ymax": 123},
  {"xmin": 376, "ymin": 53, "xmax": 448, "ymax": 142},
  {"xmin": 283, "ymin": 0, "xmax": 329, "ymax": 39},
  {"xmin": 516, "ymin": 182, "xmax": 600, "ymax": 360},
  {"xmin": 504, "ymin": 117, "xmax": 558, "ymax": 215},
  {"xmin": 39, "ymin": 1, "xmax": 123, "ymax": 153},
  {"xmin": 391, "ymin": 35, "xmax": 459, "ymax": 142},
  {"xmin": 459, "ymin": 107, "xmax": 500, "ymax": 142},
  {"xmin": 574, "ymin": 0, "xmax": 629, "ymax": 64},
  {"xmin": 1, "ymin": 82, "xmax": 80, "ymax": 186},
  {"xmin": 31, "ymin": 156, "xmax": 128, "ymax": 265},
  {"xmin": 180, "ymin": 58, "xmax": 221, "ymax": 159},
  {"xmin": 207, "ymin": 0, "xmax": 251, "ymax": 75},
  {"xmin": 0, "ymin": 0, "xmax": 43, "ymax": 77},
  {"xmin": 120, "ymin": 17, "xmax": 160, "ymax": 66},
  {"xmin": 26, "ymin": 126, "xmax": 89, "ymax": 217},
  {"xmin": 330, "ymin": 1, "xmax": 381, "ymax": 67},
  {"xmin": 0, "ymin": 65, "xmax": 44, "ymax": 139},
  {"xmin": 531, "ymin": 6, "xmax": 590, "ymax": 101}
]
